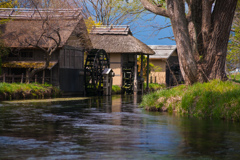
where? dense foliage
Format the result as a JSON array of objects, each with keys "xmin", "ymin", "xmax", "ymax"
[
  {"xmin": 84, "ymin": 17, "xmax": 102, "ymax": 33},
  {"xmin": 0, "ymin": 0, "xmax": 18, "ymax": 8}
]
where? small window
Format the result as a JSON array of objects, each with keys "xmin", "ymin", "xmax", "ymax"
[
  {"xmin": 21, "ymin": 51, "xmax": 33, "ymax": 58},
  {"xmin": 8, "ymin": 52, "xmax": 18, "ymax": 57}
]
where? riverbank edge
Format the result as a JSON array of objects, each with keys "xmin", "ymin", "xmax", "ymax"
[
  {"xmin": 140, "ymin": 80, "xmax": 240, "ymax": 121},
  {"xmin": 112, "ymin": 83, "xmax": 166, "ymax": 95},
  {"xmin": 0, "ymin": 83, "xmax": 61, "ymax": 101}
]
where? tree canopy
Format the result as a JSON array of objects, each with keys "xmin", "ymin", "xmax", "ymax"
[
  {"xmin": 0, "ymin": 0, "xmax": 18, "ymax": 8},
  {"xmin": 85, "ymin": 17, "xmax": 102, "ymax": 33}
]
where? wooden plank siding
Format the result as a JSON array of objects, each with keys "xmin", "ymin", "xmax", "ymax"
[
  {"xmin": 109, "ymin": 53, "xmax": 122, "ymax": 86},
  {"xmin": 59, "ymin": 47, "xmax": 84, "ymax": 69}
]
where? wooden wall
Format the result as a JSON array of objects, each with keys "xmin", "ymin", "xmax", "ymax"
[
  {"xmin": 5, "ymin": 49, "xmax": 59, "ymax": 61},
  {"xmin": 149, "ymin": 59, "xmax": 166, "ymax": 84},
  {"xmin": 59, "ymin": 47, "xmax": 84, "ymax": 69},
  {"xmin": 109, "ymin": 53, "xmax": 122, "ymax": 86},
  {"xmin": 149, "ymin": 50, "xmax": 179, "ymax": 85},
  {"xmin": 59, "ymin": 47, "xmax": 85, "ymax": 93}
]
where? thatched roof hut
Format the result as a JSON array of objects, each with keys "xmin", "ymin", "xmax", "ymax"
[
  {"xmin": 0, "ymin": 8, "xmax": 92, "ymax": 50},
  {"xmin": 89, "ymin": 25, "xmax": 154, "ymax": 55},
  {"xmin": 0, "ymin": 8, "xmax": 93, "ymax": 94}
]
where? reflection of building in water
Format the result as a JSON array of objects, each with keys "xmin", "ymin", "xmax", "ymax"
[
  {"xmin": 111, "ymin": 97, "xmax": 122, "ymax": 113},
  {"xmin": 111, "ymin": 96, "xmax": 122, "ymax": 126}
]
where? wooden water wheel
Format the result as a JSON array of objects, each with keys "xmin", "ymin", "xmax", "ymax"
[{"xmin": 84, "ymin": 49, "xmax": 110, "ymax": 96}]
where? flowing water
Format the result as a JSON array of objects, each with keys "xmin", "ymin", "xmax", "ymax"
[{"xmin": 1, "ymin": 95, "xmax": 240, "ymax": 160}]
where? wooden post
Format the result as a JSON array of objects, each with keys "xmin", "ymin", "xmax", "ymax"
[
  {"xmin": 155, "ymin": 76, "xmax": 157, "ymax": 83},
  {"xmin": 3, "ymin": 73, "xmax": 5, "ymax": 83},
  {"xmin": 35, "ymin": 75, "xmax": 37, "ymax": 83},
  {"xmin": 134, "ymin": 54, "xmax": 138, "ymax": 93},
  {"xmin": 21, "ymin": 73, "xmax": 24, "ymax": 83},
  {"xmin": 26, "ymin": 70, "xmax": 30, "ymax": 84},
  {"xmin": 146, "ymin": 55, "xmax": 149, "ymax": 91},
  {"xmin": 42, "ymin": 70, "xmax": 45, "ymax": 84},
  {"xmin": 140, "ymin": 54, "xmax": 144, "ymax": 94},
  {"xmin": 12, "ymin": 74, "xmax": 14, "ymax": 83},
  {"xmin": 50, "ymin": 69, "xmax": 52, "ymax": 84},
  {"xmin": 140, "ymin": 54, "xmax": 143, "ymax": 77}
]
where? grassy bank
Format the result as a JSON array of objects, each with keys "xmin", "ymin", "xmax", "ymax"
[
  {"xmin": 140, "ymin": 80, "xmax": 240, "ymax": 121},
  {"xmin": 112, "ymin": 85, "xmax": 121, "ymax": 94},
  {"xmin": 0, "ymin": 83, "xmax": 61, "ymax": 100},
  {"xmin": 144, "ymin": 83, "xmax": 165, "ymax": 92},
  {"xmin": 229, "ymin": 74, "xmax": 240, "ymax": 83},
  {"xmin": 112, "ymin": 83, "xmax": 165, "ymax": 95}
]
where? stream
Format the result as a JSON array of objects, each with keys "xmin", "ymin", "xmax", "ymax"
[{"xmin": 0, "ymin": 95, "xmax": 240, "ymax": 159}]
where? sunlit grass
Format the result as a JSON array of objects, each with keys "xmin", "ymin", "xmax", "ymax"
[
  {"xmin": 0, "ymin": 83, "xmax": 61, "ymax": 100},
  {"xmin": 112, "ymin": 85, "xmax": 121, "ymax": 94},
  {"xmin": 141, "ymin": 80, "xmax": 240, "ymax": 121},
  {"xmin": 229, "ymin": 74, "xmax": 240, "ymax": 83},
  {"xmin": 3, "ymin": 97, "xmax": 90, "ymax": 104},
  {"xmin": 144, "ymin": 83, "xmax": 166, "ymax": 91}
]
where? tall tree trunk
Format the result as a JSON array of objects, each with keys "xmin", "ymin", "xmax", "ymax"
[
  {"xmin": 168, "ymin": 0, "xmax": 237, "ymax": 84},
  {"xmin": 141, "ymin": 0, "xmax": 237, "ymax": 85},
  {"xmin": 167, "ymin": 0, "xmax": 198, "ymax": 85},
  {"xmin": 204, "ymin": 0, "xmax": 237, "ymax": 81}
]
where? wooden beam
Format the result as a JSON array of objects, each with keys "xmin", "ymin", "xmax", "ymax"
[
  {"xmin": 42, "ymin": 70, "xmax": 45, "ymax": 84},
  {"xmin": 141, "ymin": 54, "xmax": 143, "ymax": 77},
  {"xmin": 134, "ymin": 54, "xmax": 138, "ymax": 93},
  {"xmin": 141, "ymin": 54, "xmax": 144, "ymax": 94},
  {"xmin": 146, "ymin": 55, "xmax": 149, "ymax": 92}
]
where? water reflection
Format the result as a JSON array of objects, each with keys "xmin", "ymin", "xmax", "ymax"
[{"xmin": 0, "ymin": 95, "xmax": 240, "ymax": 159}]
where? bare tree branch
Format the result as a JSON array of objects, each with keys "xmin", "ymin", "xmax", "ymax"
[{"xmin": 141, "ymin": 0, "xmax": 169, "ymax": 18}]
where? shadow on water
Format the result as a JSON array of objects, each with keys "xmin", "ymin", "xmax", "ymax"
[{"xmin": 0, "ymin": 95, "xmax": 240, "ymax": 159}]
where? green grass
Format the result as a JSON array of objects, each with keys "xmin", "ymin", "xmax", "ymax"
[
  {"xmin": 3, "ymin": 97, "xmax": 90, "ymax": 104},
  {"xmin": 111, "ymin": 83, "xmax": 165, "ymax": 95},
  {"xmin": 140, "ymin": 80, "xmax": 240, "ymax": 121},
  {"xmin": 112, "ymin": 85, "xmax": 121, "ymax": 94},
  {"xmin": 0, "ymin": 83, "xmax": 61, "ymax": 100},
  {"xmin": 229, "ymin": 74, "xmax": 240, "ymax": 83},
  {"xmin": 144, "ymin": 83, "xmax": 166, "ymax": 91}
]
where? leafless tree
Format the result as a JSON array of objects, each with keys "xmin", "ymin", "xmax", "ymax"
[
  {"xmin": 71, "ymin": 0, "xmax": 144, "ymax": 25},
  {"xmin": 8, "ymin": 1, "xmax": 77, "ymax": 83},
  {"xmin": 23, "ymin": 15, "xmax": 62, "ymax": 83}
]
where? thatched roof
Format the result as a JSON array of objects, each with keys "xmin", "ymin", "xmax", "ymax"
[
  {"xmin": 89, "ymin": 26, "xmax": 154, "ymax": 55},
  {"xmin": 0, "ymin": 8, "xmax": 92, "ymax": 50},
  {"xmin": 91, "ymin": 25, "xmax": 132, "ymax": 35},
  {"xmin": 148, "ymin": 45, "xmax": 177, "ymax": 59},
  {"xmin": 2, "ymin": 61, "xmax": 58, "ymax": 69}
]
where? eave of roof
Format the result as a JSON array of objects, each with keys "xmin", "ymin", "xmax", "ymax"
[
  {"xmin": 2, "ymin": 61, "xmax": 58, "ymax": 70},
  {"xmin": 90, "ymin": 25, "xmax": 132, "ymax": 35},
  {"xmin": 148, "ymin": 45, "xmax": 177, "ymax": 59}
]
